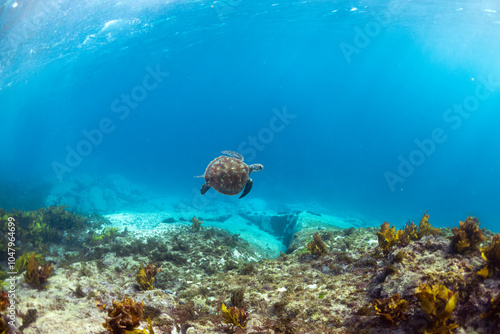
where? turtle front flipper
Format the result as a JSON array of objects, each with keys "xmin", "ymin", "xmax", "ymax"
[
  {"xmin": 201, "ymin": 183, "xmax": 211, "ymax": 195},
  {"xmin": 239, "ymin": 178, "xmax": 253, "ymax": 199},
  {"xmin": 222, "ymin": 150, "xmax": 244, "ymax": 161}
]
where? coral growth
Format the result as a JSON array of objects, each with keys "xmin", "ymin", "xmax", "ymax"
[
  {"xmin": 23, "ymin": 253, "xmax": 53, "ymax": 289},
  {"xmin": 136, "ymin": 264, "xmax": 162, "ymax": 291},
  {"xmin": 192, "ymin": 216, "xmax": 204, "ymax": 232},
  {"xmin": 372, "ymin": 293, "xmax": 409, "ymax": 326},
  {"xmin": 103, "ymin": 297, "xmax": 153, "ymax": 334},
  {"xmin": 478, "ymin": 233, "xmax": 500, "ymax": 278},
  {"xmin": 415, "ymin": 283, "xmax": 458, "ymax": 333},
  {"xmin": 451, "ymin": 215, "xmax": 484, "ymax": 254},
  {"xmin": 307, "ymin": 232, "xmax": 327, "ymax": 256},
  {"xmin": 221, "ymin": 302, "xmax": 248, "ymax": 329}
]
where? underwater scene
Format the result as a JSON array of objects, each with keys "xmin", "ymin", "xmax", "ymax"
[{"xmin": 1, "ymin": 0, "xmax": 500, "ymax": 333}]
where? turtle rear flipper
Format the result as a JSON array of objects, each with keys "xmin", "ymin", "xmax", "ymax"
[
  {"xmin": 239, "ymin": 178, "xmax": 253, "ymax": 199},
  {"xmin": 201, "ymin": 183, "xmax": 211, "ymax": 195}
]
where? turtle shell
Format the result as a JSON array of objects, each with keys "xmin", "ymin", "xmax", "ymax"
[{"xmin": 205, "ymin": 156, "xmax": 249, "ymax": 195}]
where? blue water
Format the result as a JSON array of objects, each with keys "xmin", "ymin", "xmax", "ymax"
[{"xmin": 1, "ymin": 0, "xmax": 499, "ymax": 231}]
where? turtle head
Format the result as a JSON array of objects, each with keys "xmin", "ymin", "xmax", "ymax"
[{"xmin": 249, "ymin": 164, "xmax": 264, "ymax": 173}]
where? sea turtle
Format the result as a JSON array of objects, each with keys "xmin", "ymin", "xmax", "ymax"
[{"xmin": 197, "ymin": 150, "xmax": 263, "ymax": 199}]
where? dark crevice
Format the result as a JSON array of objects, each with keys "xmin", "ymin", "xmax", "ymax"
[{"xmin": 239, "ymin": 212, "xmax": 298, "ymax": 251}]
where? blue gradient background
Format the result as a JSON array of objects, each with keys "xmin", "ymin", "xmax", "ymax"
[{"xmin": 1, "ymin": 0, "xmax": 499, "ymax": 230}]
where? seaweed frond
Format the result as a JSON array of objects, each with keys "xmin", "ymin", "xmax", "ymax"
[
  {"xmin": 417, "ymin": 211, "xmax": 441, "ymax": 239},
  {"xmin": 307, "ymin": 232, "xmax": 327, "ymax": 256},
  {"xmin": 0, "ymin": 314, "xmax": 6, "ymax": 334},
  {"xmin": 481, "ymin": 292, "xmax": 500, "ymax": 325},
  {"xmin": 103, "ymin": 297, "xmax": 146, "ymax": 334},
  {"xmin": 19, "ymin": 309, "xmax": 38, "ymax": 332},
  {"xmin": 192, "ymin": 216, "xmax": 204, "ymax": 232},
  {"xmin": 136, "ymin": 264, "xmax": 162, "ymax": 291},
  {"xmin": 145, "ymin": 317, "xmax": 155, "ymax": 334},
  {"xmin": 89, "ymin": 227, "xmax": 120, "ymax": 246},
  {"xmin": 21, "ymin": 205, "xmax": 87, "ymax": 248},
  {"xmin": 221, "ymin": 302, "xmax": 248, "ymax": 329},
  {"xmin": 24, "ymin": 254, "xmax": 53, "ymax": 289},
  {"xmin": 399, "ymin": 220, "xmax": 418, "ymax": 247},
  {"xmin": 478, "ymin": 233, "xmax": 500, "ymax": 278},
  {"xmin": 372, "ymin": 293, "xmax": 409, "ymax": 326},
  {"xmin": 415, "ymin": 283, "xmax": 458, "ymax": 333},
  {"xmin": 0, "ymin": 290, "xmax": 9, "ymax": 311},
  {"xmin": 15, "ymin": 252, "xmax": 43, "ymax": 273},
  {"xmin": 378, "ymin": 211, "xmax": 441, "ymax": 254},
  {"xmin": 377, "ymin": 222, "xmax": 402, "ymax": 255},
  {"xmin": 451, "ymin": 215, "xmax": 484, "ymax": 254},
  {"xmin": 230, "ymin": 287, "xmax": 246, "ymax": 308}
]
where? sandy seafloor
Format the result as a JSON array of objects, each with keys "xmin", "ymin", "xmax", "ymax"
[{"xmin": 4, "ymin": 174, "xmax": 500, "ymax": 334}]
